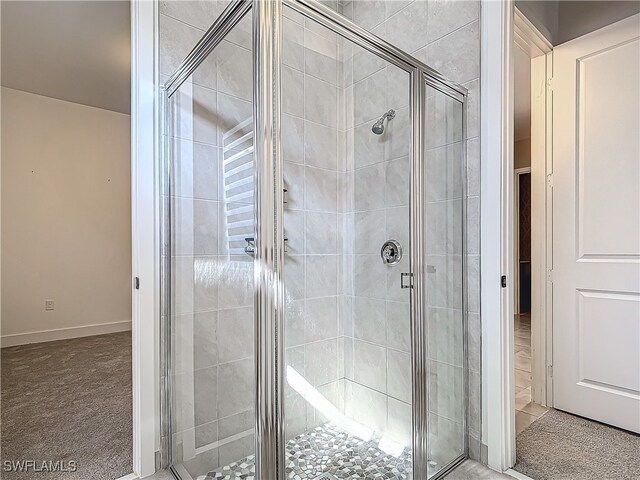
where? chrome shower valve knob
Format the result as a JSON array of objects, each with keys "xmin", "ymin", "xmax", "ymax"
[{"xmin": 381, "ymin": 240, "xmax": 403, "ymax": 265}]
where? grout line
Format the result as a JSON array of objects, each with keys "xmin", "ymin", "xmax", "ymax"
[
  {"xmin": 195, "ymin": 428, "xmax": 254, "ymax": 456},
  {"xmin": 423, "ymin": 18, "xmax": 479, "ymax": 49},
  {"xmin": 160, "ymin": 12, "xmax": 207, "ymax": 33}
]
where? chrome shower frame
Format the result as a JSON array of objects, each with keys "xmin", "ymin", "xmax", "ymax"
[{"xmin": 161, "ymin": 0, "xmax": 469, "ymax": 478}]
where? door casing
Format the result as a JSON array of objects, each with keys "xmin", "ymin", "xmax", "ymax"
[{"xmin": 480, "ymin": 0, "xmax": 552, "ymax": 472}]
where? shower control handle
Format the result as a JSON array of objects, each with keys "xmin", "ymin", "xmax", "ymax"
[{"xmin": 381, "ymin": 240, "xmax": 402, "ymax": 265}]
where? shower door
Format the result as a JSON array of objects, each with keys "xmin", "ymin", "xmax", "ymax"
[{"xmin": 281, "ymin": 3, "xmax": 416, "ymax": 479}]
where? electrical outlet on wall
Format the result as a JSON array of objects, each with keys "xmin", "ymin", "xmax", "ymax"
[{"xmin": 45, "ymin": 299, "xmax": 55, "ymax": 311}]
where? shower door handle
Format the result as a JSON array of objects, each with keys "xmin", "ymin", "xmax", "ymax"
[{"xmin": 401, "ymin": 272, "xmax": 413, "ymax": 289}]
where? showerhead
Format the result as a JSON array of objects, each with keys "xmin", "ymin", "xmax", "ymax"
[
  {"xmin": 371, "ymin": 120, "xmax": 385, "ymax": 135},
  {"xmin": 371, "ymin": 109, "xmax": 396, "ymax": 135}
]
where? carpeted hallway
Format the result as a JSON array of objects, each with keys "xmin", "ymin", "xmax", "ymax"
[
  {"xmin": 1, "ymin": 332, "xmax": 132, "ymax": 479},
  {"xmin": 514, "ymin": 408, "xmax": 640, "ymax": 479}
]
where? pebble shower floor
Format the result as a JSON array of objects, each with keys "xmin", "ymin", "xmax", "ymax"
[{"xmin": 207, "ymin": 422, "xmax": 413, "ymax": 480}]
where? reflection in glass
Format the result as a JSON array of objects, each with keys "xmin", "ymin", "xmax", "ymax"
[{"xmin": 166, "ymin": 11, "xmax": 256, "ymax": 479}]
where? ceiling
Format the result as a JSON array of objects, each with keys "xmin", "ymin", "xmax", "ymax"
[
  {"xmin": 514, "ymin": 44, "xmax": 531, "ymax": 142},
  {"xmin": 516, "ymin": 0, "xmax": 640, "ymax": 46},
  {"xmin": 1, "ymin": 1, "xmax": 131, "ymax": 114}
]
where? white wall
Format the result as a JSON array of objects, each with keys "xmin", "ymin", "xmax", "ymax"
[
  {"xmin": 1, "ymin": 87, "xmax": 131, "ymax": 346},
  {"xmin": 515, "ymin": 138, "xmax": 531, "ymax": 169}
]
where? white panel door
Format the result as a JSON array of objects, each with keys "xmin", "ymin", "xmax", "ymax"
[{"xmin": 553, "ymin": 14, "xmax": 640, "ymax": 433}]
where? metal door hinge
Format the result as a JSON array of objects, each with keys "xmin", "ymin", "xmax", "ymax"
[
  {"xmin": 401, "ymin": 272, "xmax": 413, "ymax": 289},
  {"xmin": 547, "ymin": 269, "xmax": 553, "ymax": 283},
  {"xmin": 547, "ymin": 365, "xmax": 553, "ymax": 378},
  {"xmin": 547, "ymin": 77, "xmax": 554, "ymax": 90},
  {"xmin": 135, "ymin": 277, "xmax": 140, "ymax": 290},
  {"xmin": 501, "ymin": 275, "xmax": 507, "ymax": 288},
  {"xmin": 547, "ymin": 173, "xmax": 553, "ymax": 187}
]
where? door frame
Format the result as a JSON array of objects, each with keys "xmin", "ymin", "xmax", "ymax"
[
  {"xmin": 480, "ymin": 0, "xmax": 552, "ymax": 471},
  {"xmin": 131, "ymin": 0, "xmax": 160, "ymax": 477}
]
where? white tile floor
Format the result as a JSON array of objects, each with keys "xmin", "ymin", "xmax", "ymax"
[{"xmin": 514, "ymin": 314, "xmax": 548, "ymax": 434}]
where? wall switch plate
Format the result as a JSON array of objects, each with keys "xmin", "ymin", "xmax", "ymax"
[{"xmin": 45, "ymin": 299, "xmax": 55, "ymax": 311}]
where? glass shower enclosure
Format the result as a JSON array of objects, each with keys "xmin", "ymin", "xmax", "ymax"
[{"xmin": 161, "ymin": 1, "xmax": 467, "ymax": 479}]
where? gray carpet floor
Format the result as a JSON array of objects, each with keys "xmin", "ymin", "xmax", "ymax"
[
  {"xmin": 514, "ymin": 408, "xmax": 640, "ymax": 479},
  {"xmin": 1, "ymin": 332, "xmax": 133, "ymax": 479}
]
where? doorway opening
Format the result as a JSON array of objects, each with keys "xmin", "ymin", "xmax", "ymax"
[
  {"xmin": 510, "ymin": 7, "xmax": 552, "ymax": 442},
  {"xmin": 507, "ymin": 4, "xmax": 640, "ymax": 480},
  {"xmin": 513, "ymin": 164, "xmax": 546, "ymax": 435},
  {"xmin": 0, "ymin": 2, "xmax": 133, "ymax": 479}
]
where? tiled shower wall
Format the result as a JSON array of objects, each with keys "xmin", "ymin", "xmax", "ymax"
[
  {"xmin": 340, "ymin": 0, "xmax": 482, "ymax": 460},
  {"xmin": 339, "ymin": 38, "xmax": 413, "ymax": 448}
]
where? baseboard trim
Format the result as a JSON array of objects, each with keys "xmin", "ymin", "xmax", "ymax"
[
  {"xmin": 505, "ymin": 468, "xmax": 535, "ymax": 480},
  {"xmin": 1, "ymin": 320, "xmax": 132, "ymax": 348},
  {"xmin": 114, "ymin": 474, "xmax": 138, "ymax": 480}
]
